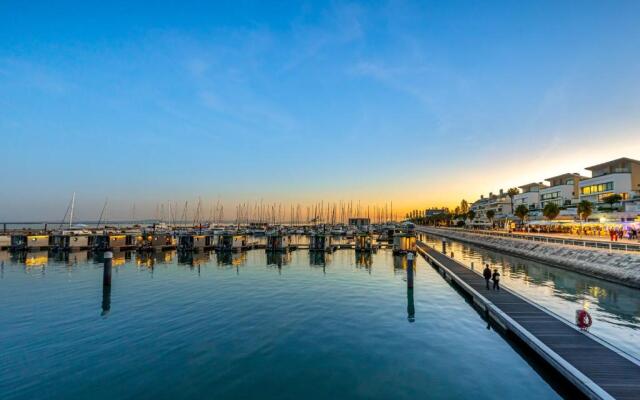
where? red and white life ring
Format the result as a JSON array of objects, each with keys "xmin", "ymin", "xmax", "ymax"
[{"xmin": 576, "ymin": 310, "xmax": 593, "ymax": 330}]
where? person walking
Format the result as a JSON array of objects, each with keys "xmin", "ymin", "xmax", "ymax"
[
  {"xmin": 492, "ymin": 269, "xmax": 501, "ymax": 291},
  {"xmin": 483, "ymin": 264, "xmax": 492, "ymax": 290}
]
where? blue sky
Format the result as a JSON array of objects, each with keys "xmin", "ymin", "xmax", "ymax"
[{"xmin": 2, "ymin": 1, "xmax": 640, "ymax": 221}]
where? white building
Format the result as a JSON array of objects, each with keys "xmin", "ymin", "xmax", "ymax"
[
  {"xmin": 513, "ymin": 182, "xmax": 548, "ymax": 211},
  {"xmin": 579, "ymin": 157, "xmax": 640, "ymax": 204},
  {"xmin": 540, "ymin": 173, "xmax": 588, "ymax": 209},
  {"xmin": 469, "ymin": 190, "xmax": 512, "ymax": 225}
]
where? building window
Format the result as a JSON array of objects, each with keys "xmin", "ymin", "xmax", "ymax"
[{"xmin": 581, "ymin": 182, "xmax": 613, "ymax": 195}]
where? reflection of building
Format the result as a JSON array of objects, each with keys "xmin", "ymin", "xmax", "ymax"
[
  {"xmin": 267, "ymin": 251, "xmax": 291, "ymax": 267},
  {"xmin": 216, "ymin": 251, "xmax": 246, "ymax": 266},
  {"xmin": 24, "ymin": 251, "xmax": 49, "ymax": 266},
  {"xmin": 178, "ymin": 251, "xmax": 210, "ymax": 266},
  {"xmin": 540, "ymin": 173, "xmax": 587, "ymax": 208},
  {"xmin": 309, "ymin": 251, "xmax": 329, "ymax": 266},
  {"xmin": 355, "ymin": 252, "xmax": 372, "ymax": 268},
  {"xmin": 579, "ymin": 158, "xmax": 640, "ymax": 203},
  {"xmin": 393, "ymin": 254, "xmax": 408, "ymax": 269},
  {"xmin": 0, "ymin": 235, "xmax": 11, "ymax": 250}
]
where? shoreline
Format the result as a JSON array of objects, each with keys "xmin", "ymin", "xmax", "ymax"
[{"xmin": 417, "ymin": 226, "xmax": 640, "ymax": 289}]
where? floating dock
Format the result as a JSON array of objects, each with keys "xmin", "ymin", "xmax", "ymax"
[{"xmin": 416, "ymin": 241, "xmax": 640, "ymax": 400}]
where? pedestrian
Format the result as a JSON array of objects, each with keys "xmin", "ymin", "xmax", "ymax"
[
  {"xmin": 483, "ymin": 264, "xmax": 492, "ymax": 290},
  {"xmin": 492, "ymin": 269, "xmax": 501, "ymax": 291}
]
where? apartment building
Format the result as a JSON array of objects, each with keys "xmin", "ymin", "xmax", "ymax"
[
  {"xmin": 579, "ymin": 157, "xmax": 640, "ymax": 203},
  {"xmin": 513, "ymin": 182, "xmax": 548, "ymax": 211},
  {"xmin": 540, "ymin": 173, "xmax": 588, "ymax": 208}
]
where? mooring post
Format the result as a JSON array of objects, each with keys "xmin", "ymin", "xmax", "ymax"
[
  {"xmin": 407, "ymin": 252, "xmax": 414, "ymax": 289},
  {"xmin": 442, "ymin": 240, "xmax": 446, "ymax": 253},
  {"xmin": 451, "ymin": 252, "xmax": 454, "ymax": 258},
  {"xmin": 103, "ymin": 250, "xmax": 113, "ymax": 286}
]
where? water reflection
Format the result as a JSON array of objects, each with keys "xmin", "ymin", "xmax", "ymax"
[
  {"xmin": 178, "ymin": 251, "xmax": 211, "ymax": 267},
  {"xmin": 309, "ymin": 251, "xmax": 329, "ymax": 267},
  {"xmin": 216, "ymin": 251, "xmax": 246, "ymax": 267},
  {"xmin": 101, "ymin": 285, "xmax": 111, "ymax": 316},
  {"xmin": 267, "ymin": 251, "xmax": 291, "ymax": 267},
  {"xmin": 393, "ymin": 254, "xmax": 408, "ymax": 273},
  {"xmin": 421, "ymin": 232, "xmax": 640, "ymax": 359},
  {"xmin": 407, "ymin": 288, "xmax": 415, "ymax": 322},
  {"xmin": 22, "ymin": 251, "xmax": 49, "ymax": 267},
  {"xmin": 135, "ymin": 251, "xmax": 172, "ymax": 268},
  {"xmin": 355, "ymin": 252, "xmax": 372, "ymax": 267}
]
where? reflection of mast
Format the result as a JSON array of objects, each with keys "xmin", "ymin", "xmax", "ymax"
[
  {"xmin": 101, "ymin": 285, "xmax": 111, "ymax": 316},
  {"xmin": 407, "ymin": 288, "xmax": 415, "ymax": 322}
]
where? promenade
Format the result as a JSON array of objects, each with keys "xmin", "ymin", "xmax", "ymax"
[{"xmin": 434, "ymin": 227, "xmax": 640, "ymax": 253}]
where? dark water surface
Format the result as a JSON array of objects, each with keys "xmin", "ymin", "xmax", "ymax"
[
  {"xmin": 0, "ymin": 249, "xmax": 562, "ymax": 399},
  {"xmin": 419, "ymin": 232, "xmax": 640, "ymax": 360}
]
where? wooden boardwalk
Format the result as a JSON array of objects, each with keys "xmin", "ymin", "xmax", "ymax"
[{"xmin": 416, "ymin": 241, "xmax": 640, "ymax": 400}]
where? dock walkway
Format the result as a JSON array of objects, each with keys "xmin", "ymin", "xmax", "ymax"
[{"xmin": 416, "ymin": 241, "xmax": 640, "ymax": 400}]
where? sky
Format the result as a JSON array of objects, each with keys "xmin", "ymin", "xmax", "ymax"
[{"xmin": 2, "ymin": 1, "xmax": 640, "ymax": 221}]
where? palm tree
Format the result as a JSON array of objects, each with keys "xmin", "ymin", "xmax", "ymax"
[
  {"xmin": 577, "ymin": 200, "xmax": 592, "ymax": 222},
  {"xmin": 543, "ymin": 202, "xmax": 560, "ymax": 221},
  {"xmin": 486, "ymin": 209, "xmax": 496, "ymax": 226},
  {"xmin": 507, "ymin": 187, "xmax": 519, "ymax": 215},
  {"xmin": 515, "ymin": 204, "xmax": 529, "ymax": 224}
]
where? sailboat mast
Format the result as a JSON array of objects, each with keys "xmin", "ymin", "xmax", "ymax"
[{"xmin": 69, "ymin": 192, "xmax": 76, "ymax": 228}]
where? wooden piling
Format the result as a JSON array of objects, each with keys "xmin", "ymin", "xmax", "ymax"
[{"xmin": 103, "ymin": 251, "xmax": 113, "ymax": 286}]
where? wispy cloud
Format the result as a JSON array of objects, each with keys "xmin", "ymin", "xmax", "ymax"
[{"xmin": 0, "ymin": 57, "xmax": 72, "ymax": 94}]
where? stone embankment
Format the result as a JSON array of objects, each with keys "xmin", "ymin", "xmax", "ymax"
[{"xmin": 418, "ymin": 226, "xmax": 640, "ymax": 288}]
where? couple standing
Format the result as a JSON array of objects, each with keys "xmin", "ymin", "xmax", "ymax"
[{"xmin": 483, "ymin": 265, "xmax": 500, "ymax": 290}]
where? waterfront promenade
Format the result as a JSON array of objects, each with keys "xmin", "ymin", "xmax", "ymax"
[
  {"xmin": 430, "ymin": 227, "xmax": 640, "ymax": 253},
  {"xmin": 417, "ymin": 241, "xmax": 640, "ymax": 400}
]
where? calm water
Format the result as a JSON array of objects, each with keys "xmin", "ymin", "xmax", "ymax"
[
  {"xmin": 419, "ymin": 232, "xmax": 640, "ymax": 360},
  {"xmin": 0, "ymin": 249, "xmax": 563, "ymax": 400}
]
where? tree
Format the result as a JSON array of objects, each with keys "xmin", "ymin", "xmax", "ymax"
[
  {"xmin": 543, "ymin": 202, "xmax": 560, "ymax": 221},
  {"xmin": 460, "ymin": 199, "xmax": 469, "ymax": 214},
  {"xmin": 577, "ymin": 200, "xmax": 593, "ymax": 222},
  {"xmin": 602, "ymin": 194, "xmax": 623, "ymax": 209},
  {"xmin": 515, "ymin": 204, "xmax": 529, "ymax": 222},
  {"xmin": 467, "ymin": 209, "xmax": 476, "ymax": 222},
  {"xmin": 485, "ymin": 209, "xmax": 496, "ymax": 224},
  {"xmin": 507, "ymin": 187, "xmax": 519, "ymax": 214}
]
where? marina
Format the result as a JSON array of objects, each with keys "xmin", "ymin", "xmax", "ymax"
[
  {"xmin": 0, "ymin": 248, "xmax": 567, "ymax": 400},
  {"xmin": 2, "ymin": 220, "xmax": 638, "ymax": 399},
  {"xmin": 4, "ymin": 2, "xmax": 640, "ymax": 398}
]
